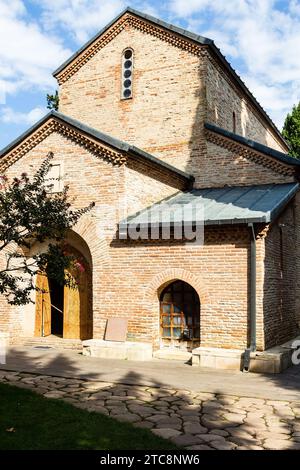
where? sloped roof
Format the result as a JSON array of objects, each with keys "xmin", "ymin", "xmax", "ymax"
[
  {"xmin": 205, "ymin": 122, "xmax": 300, "ymax": 168},
  {"xmin": 53, "ymin": 7, "xmax": 213, "ymax": 77},
  {"xmin": 0, "ymin": 110, "xmax": 193, "ymax": 184},
  {"xmin": 120, "ymin": 183, "xmax": 299, "ymax": 228},
  {"xmin": 52, "ymin": 6, "xmax": 287, "ymax": 149}
]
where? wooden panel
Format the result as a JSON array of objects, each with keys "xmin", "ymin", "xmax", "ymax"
[
  {"xmin": 63, "ymin": 266, "xmax": 89, "ymax": 340},
  {"xmin": 34, "ymin": 273, "xmax": 51, "ymax": 337},
  {"xmin": 34, "ymin": 273, "xmax": 43, "ymax": 337},
  {"xmin": 43, "ymin": 274, "xmax": 51, "ymax": 336},
  {"xmin": 79, "ymin": 269, "xmax": 89, "ymax": 340},
  {"xmin": 63, "ymin": 267, "xmax": 80, "ymax": 339}
]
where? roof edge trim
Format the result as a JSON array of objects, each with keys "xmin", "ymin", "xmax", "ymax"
[{"xmin": 205, "ymin": 122, "xmax": 300, "ymax": 168}]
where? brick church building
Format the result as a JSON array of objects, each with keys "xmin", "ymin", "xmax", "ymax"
[{"xmin": 1, "ymin": 7, "xmax": 300, "ymax": 372}]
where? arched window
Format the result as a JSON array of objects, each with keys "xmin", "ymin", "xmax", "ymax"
[
  {"xmin": 121, "ymin": 48, "xmax": 133, "ymax": 99},
  {"xmin": 160, "ymin": 280, "xmax": 200, "ymax": 347},
  {"xmin": 232, "ymin": 111, "xmax": 236, "ymax": 133}
]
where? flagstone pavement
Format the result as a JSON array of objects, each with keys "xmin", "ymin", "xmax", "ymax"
[{"xmin": 1, "ymin": 346, "xmax": 300, "ymax": 450}]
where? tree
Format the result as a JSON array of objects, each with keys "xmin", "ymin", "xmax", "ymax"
[
  {"xmin": 46, "ymin": 91, "xmax": 59, "ymax": 111},
  {"xmin": 282, "ymin": 103, "xmax": 300, "ymax": 158},
  {"xmin": 0, "ymin": 152, "xmax": 94, "ymax": 304}
]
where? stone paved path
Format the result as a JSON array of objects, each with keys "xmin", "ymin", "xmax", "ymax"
[{"xmin": 1, "ymin": 370, "xmax": 300, "ymax": 450}]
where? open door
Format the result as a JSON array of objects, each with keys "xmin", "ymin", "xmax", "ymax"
[
  {"xmin": 34, "ymin": 243, "xmax": 92, "ymax": 340},
  {"xmin": 34, "ymin": 272, "xmax": 51, "ymax": 337},
  {"xmin": 63, "ymin": 266, "xmax": 89, "ymax": 340}
]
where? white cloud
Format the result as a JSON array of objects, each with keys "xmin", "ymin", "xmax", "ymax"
[
  {"xmin": 170, "ymin": 0, "xmax": 250, "ymax": 17},
  {"xmin": 134, "ymin": 1, "xmax": 160, "ymax": 17},
  {"xmin": 190, "ymin": 26, "xmax": 239, "ymax": 58},
  {"xmin": 1, "ymin": 0, "xmax": 300, "ymax": 134},
  {"xmin": 0, "ymin": 0, "xmax": 72, "ymax": 103},
  {"xmin": 169, "ymin": 0, "xmax": 300, "ymax": 129},
  {"xmin": 1, "ymin": 106, "xmax": 47, "ymax": 125},
  {"xmin": 0, "ymin": 0, "xmax": 26, "ymax": 18},
  {"xmin": 36, "ymin": 0, "xmax": 127, "ymax": 44}
]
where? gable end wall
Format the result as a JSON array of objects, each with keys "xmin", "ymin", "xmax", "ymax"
[{"xmin": 206, "ymin": 56, "xmax": 287, "ymax": 153}]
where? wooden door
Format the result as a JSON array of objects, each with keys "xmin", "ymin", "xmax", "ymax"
[
  {"xmin": 63, "ymin": 267, "xmax": 89, "ymax": 339},
  {"xmin": 35, "ymin": 272, "xmax": 51, "ymax": 337}
]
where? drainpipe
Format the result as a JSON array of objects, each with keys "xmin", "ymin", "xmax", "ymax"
[{"xmin": 243, "ymin": 223, "xmax": 256, "ymax": 371}]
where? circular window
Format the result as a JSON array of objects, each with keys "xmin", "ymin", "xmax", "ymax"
[
  {"xmin": 123, "ymin": 79, "xmax": 131, "ymax": 88},
  {"xmin": 123, "ymin": 89, "xmax": 132, "ymax": 98},
  {"xmin": 124, "ymin": 49, "xmax": 132, "ymax": 60},
  {"xmin": 124, "ymin": 60, "xmax": 132, "ymax": 69},
  {"xmin": 124, "ymin": 69, "xmax": 131, "ymax": 78}
]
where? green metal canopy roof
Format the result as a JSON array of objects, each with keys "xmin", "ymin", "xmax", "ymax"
[{"xmin": 120, "ymin": 183, "xmax": 299, "ymax": 228}]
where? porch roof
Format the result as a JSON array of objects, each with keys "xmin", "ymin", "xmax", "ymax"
[{"xmin": 120, "ymin": 183, "xmax": 299, "ymax": 228}]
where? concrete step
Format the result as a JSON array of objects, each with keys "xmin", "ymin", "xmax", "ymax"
[
  {"xmin": 82, "ymin": 339, "xmax": 153, "ymax": 361},
  {"xmin": 153, "ymin": 348, "xmax": 192, "ymax": 362},
  {"xmin": 21, "ymin": 336, "xmax": 83, "ymax": 351}
]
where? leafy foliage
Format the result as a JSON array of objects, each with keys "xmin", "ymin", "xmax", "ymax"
[
  {"xmin": 0, "ymin": 152, "xmax": 94, "ymax": 304},
  {"xmin": 46, "ymin": 90, "xmax": 59, "ymax": 111},
  {"xmin": 282, "ymin": 103, "xmax": 300, "ymax": 158}
]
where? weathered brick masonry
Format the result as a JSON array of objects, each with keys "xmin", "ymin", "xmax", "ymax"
[
  {"xmin": 0, "ymin": 8, "xmax": 299, "ymax": 355},
  {"xmin": 206, "ymin": 58, "xmax": 287, "ymax": 153}
]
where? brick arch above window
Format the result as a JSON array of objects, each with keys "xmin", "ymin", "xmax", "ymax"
[{"xmin": 143, "ymin": 268, "xmax": 210, "ymax": 306}]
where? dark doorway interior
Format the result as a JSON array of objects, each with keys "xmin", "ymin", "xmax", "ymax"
[{"xmin": 49, "ymin": 278, "xmax": 64, "ymax": 336}]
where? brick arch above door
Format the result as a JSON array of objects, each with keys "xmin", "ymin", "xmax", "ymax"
[{"xmin": 72, "ymin": 215, "xmax": 111, "ymax": 268}]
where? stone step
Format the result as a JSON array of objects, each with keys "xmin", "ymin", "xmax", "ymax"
[
  {"xmin": 153, "ymin": 348, "xmax": 192, "ymax": 362},
  {"xmin": 21, "ymin": 336, "xmax": 83, "ymax": 351}
]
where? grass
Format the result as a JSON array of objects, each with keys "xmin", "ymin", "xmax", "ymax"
[{"xmin": 0, "ymin": 382, "xmax": 177, "ymax": 450}]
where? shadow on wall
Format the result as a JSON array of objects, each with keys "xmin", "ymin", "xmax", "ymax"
[
  {"xmin": 263, "ymin": 204, "xmax": 300, "ymax": 350},
  {"xmin": 184, "ymin": 56, "xmax": 289, "ymax": 189},
  {"xmin": 202, "ymin": 57, "xmax": 283, "ymax": 150},
  {"xmin": 186, "ymin": 59, "xmax": 299, "ymax": 353}
]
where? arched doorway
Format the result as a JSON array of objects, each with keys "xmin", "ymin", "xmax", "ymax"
[
  {"xmin": 160, "ymin": 280, "xmax": 200, "ymax": 350},
  {"xmin": 34, "ymin": 245, "xmax": 92, "ymax": 340}
]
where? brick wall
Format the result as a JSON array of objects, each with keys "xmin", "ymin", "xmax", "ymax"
[
  {"xmin": 197, "ymin": 141, "xmax": 294, "ymax": 188},
  {"xmin": 0, "ymin": 249, "xmax": 16, "ymax": 342},
  {"xmin": 59, "ymin": 26, "xmax": 207, "ymax": 179},
  {"xmin": 0, "ymin": 130, "xmax": 255, "ymax": 350},
  {"xmin": 1, "ymin": 15, "xmax": 297, "ymax": 352},
  {"xmin": 205, "ymin": 56, "xmax": 287, "ymax": 153},
  {"xmin": 96, "ymin": 226, "xmax": 250, "ymax": 350},
  {"xmin": 263, "ymin": 202, "xmax": 300, "ymax": 349},
  {"xmin": 294, "ymin": 192, "xmax": 300, "ymax": 331},
  {"xmin": 0, "ymin": 131, "xmax": 179, "ymax": 341},
  {"xmin": 58, "ymin": 20, "xmax": 287, "ymax": 188}
]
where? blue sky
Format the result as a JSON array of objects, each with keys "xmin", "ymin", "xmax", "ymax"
[{"xmin": 1, "ymin": 0, "xmax": 300, "ymax": 150}]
